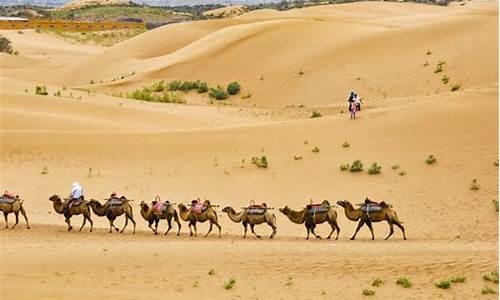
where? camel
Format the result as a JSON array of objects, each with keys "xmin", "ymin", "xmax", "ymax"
[
  {"xmin": 336, "ymin": 199, "xmax": 406, "ymax": 240},
  {"xmin": 0, "ymin": 197, "xmax": 30, "ymax": 229},
  {"xmin": 178, "ymin": 200, "xmax": 221, "ymax": 237},
  {"xmin": 48, "ymin": 195, "xmax": 93, "ymax": 232},
  {"xmin": 88, "ymin": 199, "xmax": 136, "ymax": 234},
  {"xmin": 279, "ymin": 200, "xmax": 340, "ymax": 240},
  {"xmin": 139, "ymin": 201, "xmax": 181, "ymax": 236},
  {"xmin": 222, "ymin": 206, "xmax": 277, "ymax": 239}
]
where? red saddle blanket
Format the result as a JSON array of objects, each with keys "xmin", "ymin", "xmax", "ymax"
[
  {"xmin": 192, "ymin": 203, "xmax": 207, "ymax": 214},
  {"xmin": 307, "ymin": 204, "xmax": 328, "ymax": 215},
  {"xmin": 0, "ymin": 196, "xmax": 16, "ymax": 204},
  {"xmin": 153, "ymin": 202, "xmax": 167, "ymax": 214}
]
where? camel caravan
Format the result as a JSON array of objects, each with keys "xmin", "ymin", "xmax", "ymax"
[{"xmin": 1, "ymin": 189, "xmax": 406, "ymax": 241}]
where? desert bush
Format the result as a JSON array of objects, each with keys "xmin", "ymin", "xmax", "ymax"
[
  {"xmin": 197, "ymin": 81, "xmax": 208, "ymax": 93},
  {"xmin": 367, "ymin": 162, "xmax": 382, "ymax": 175},
  {"xmin": 423, "ymin": 61, "xmax": 429, "ymax": 67},
  {"xmin": 342, "ymin": 142, "xmax": 350, "ymax": 148},
  {"xmin": 482, "ymin": 286, "xmax": 496, "ymax": 295},
  {"xmin": 54, "ymin": 90, "xmax": 62, "ymax": 97},
  {"xmin": 294, "ymin": 155, "xmax": 303, "ymax": 160},
  {"xmin": 494, "ymin": 159, "xmax": 499, "ymax": 167},
  {"xmin": 391, "ymin": 163, "xmax": 400, "ymax": 170},
  {"xmin": 168, "ymin": 80, "xmax": 183, "ymax": 91},
  {"xmin": 372, "ymin": 277, "xmax": 384, "ymax": 287},
  {"xmin": 434, "ymin": 61, "xmax": 445, "ymax": 73},
  {"xmin": 298, "ymin": 69, "xmax": 304, "ymax": 75},
  {"xmin": 209, "ymin": 86, "xmax": 228, "ymax": 100},
  {"xmin": 426, "ymin": 154, "xmax": 436, "ymax": 164},
  {"xmin": 151, "ymin": 80, "xmax": 165, "ymax": 92},
  {"xmin": 451, "ymin": 83, "xmax": 461, "ymax": 92},
  {"xmin": 340, "ymin": 163, "xmax": 350, "ymax": 171},
  {"xmin": 350, "ymin": 160, "xmax": 364, "ymax": 172},
  {"xmin": 208, "ymin": 269, "xmax": 215, "ymax": 275},
  {"xmin": 399, "ymin": 171, "xmax": 407, "ymax": 176},
  {"xmin": 396, "ymin": 277, "xmax": 412, "ymax": 288},
  {"xmin": 435, "ymin": 279, "xmax": 451, "ymax": 289},
  {"xmin": 426, "ymin": 49, "xmax": 432, "ymax": 55},
  {"xmin": 450, "ymin": 275, "xmax": 467, "ymax": 283},
  {"xmin": 285, "ymin": 276, "xmax": 293, "ymax": 286},
  {"xmin": 252, "ymin": 156, "xmax": 268, "ymax": 168},
  {"xmin": 310, "ymin": 110, "xmax": 322, "ymax": 118},
  {"xmin": 483, "ymin": 271, "xmax": 499, "ymax": 283},
  {"xmin": 224, "ymin": 278, "xmax": 236, "ymax": 290},
  {"xmin": 180, "ymin": 80, "xmax": 198, "ymax": 92},
  {"xmin": 129, "ymin": 88, "xmax": 154, "ymax": 101},
  {"xmin": 442, "ymin": 75, "xmax": 450, "ymax": 84},
  {"xmin": 493, "ymin": 199, "xmax": 499, "ymax": 212},
  {"xmin": 241, "ymin": 91, "xmax": 252, "ymax": 99},
  {"xmin": 312, "ymin": 146, "xmax": 320, "ymax": 153},
  {"xmin": 470, "ymin": 179, "xmax": 480, "ymax": 191},
  {"xmin": 41, "ymin": 166, "xmax": 49, "ymax": 175},
  {"xmin": 362, "ymin": 289, "xmax": 375, "ymax": 296},
  {"xmin": 226, "ymin": 82, "xmax": 241, "ymax": 95},
  {"xmin": 35, "ymin": 85, "xmax": 48, "ymax": 96},
  {"xmin": 0, "ymin": 35, "xmax": 14, "ymax": 54}
]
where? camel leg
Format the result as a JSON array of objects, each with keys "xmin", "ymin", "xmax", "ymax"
[
  {"xmin": 164, "ymin": 218, "xmax": 172, "ymax": 236},
  {"xmin": 20, "ymin": 206, "xmax": 30, "ymax": 229},
  {"xmin": 327, "ymin": 222, "xmax": 335, "ymax": 239},
  {"xmin": 334, "ymin": 222, "xmax": 340, "ymax": 240},
  {"xmin": 268, "ymin": 222, "xmax": 277, "ymax": 239},
  {"xmin": 87, "ymin": 216, "xmax": 93, "ymax": 232},
  {"xmin": 250, "ymin": 224, "xmax": 261, "ymax": 239},
  {"xmin": 120, "ymin": 216, "xmax": 129, "ymax": 233},
  {"xmin": 384, "ymin": 221, "xmax": 394, "ymax": 240},
  {"xmin": 242, "ymin": 222, "xmax": 248, "ymax": 238},
  {"xmin": 149, "ymin": 220, "xmax": 157, "ymax": 235},
  {"xmin": 65, "ymin": 217, "xmax": 73, "ymax": 231},
  {"xmin": 193, "ymin": 222, "xmax": 198, "ymax": 237},
  {"xmin": 3, "ymin": 212, "xmax": 8, "ymax": 229},
  {"xmin": 394, "ymin": 221, "xmax": 406, "ymax": 240},
  {"xmin": 310, "ymin": 227, "xmax": 321, "ymax": 239},
  {"xmin": 306, "ymin": 226, "xmax": 310, "ymax": 240},
  {"xmin": 215, "ymin": 222, "xmax": 221, "ymax": 238},
  {"xmin": 205, "ymin": 221, "xmax": 213, "ymax": 237},
  {"xmin": 174, "ymin": 213, "xmax": 181, "ymax": 236},
  {"xmin": 130, "ymin": 216, "xmax": 136, "ymax": 234},
  {"xmin": 11, "ymin": 212, "xmax": 19, "ymax": 229},
  {"xmin": 350, "ymin": 220, "xmax": 365, "ymax": 240},
  {"xmin": 79, "ymin": 216, "xmax": 86, "ymax": 231},
  {"xmin": 365, "ymin": 219, "xmax": 375, "ymax": 240}
]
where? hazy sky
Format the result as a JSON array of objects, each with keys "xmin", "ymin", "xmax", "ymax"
[{"xmin": 0, "ymin": 0, "xmax": 282, "ymax": 7}]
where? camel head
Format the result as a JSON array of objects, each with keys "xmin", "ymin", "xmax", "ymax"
[
  {"xmin": 221, "ymin": 206, "xmax": 233, "ymax": 214},
  {"xmin": 336, "ymin": 200, "xmax": 350, "ymax": 208},
  {"xmin": 279, "ymin": 206, "xmax": 290, "ymax": 215},
  {"xmin": 178, "ymin": 203, "xmax": 187, "ymax": 210},
  {"xmin": 87, "ymin": 199, "xmax": 100, "ymax": 207},
  {"xmin": 49, "ymin": 195, "xmax": 61, "ymax": 203},
  {"xmin": 204, "ymin": 200, "xmax": 211, "ymax": 206},
  {"xmin": 322, "ymin": 199, "xmax": 330, "ymax": 206},
  {"xmin": 140, "ymin": 201, "xmax": 147, "ymax": 208}
]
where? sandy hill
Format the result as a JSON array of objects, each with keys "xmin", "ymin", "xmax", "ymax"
[
  {"xmin": 0, "ymin": 1, "xmax": 498, "ymax": 300},
  {"xmin": 57, "ymin": 0, "xmax": 133, "ymax": 11},
  {"xmin": 203, "ymin": 5, "xmax": 249, "ymax": 18}
]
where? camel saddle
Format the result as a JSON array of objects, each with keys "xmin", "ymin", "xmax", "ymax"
[
  {"xmin": 108, "ymin": 197, "xmax": 125, "ymax": 206},
  {"xmin": 68, "ymin": 197, "xmax": 84, "ymax": 208},
  {"xmin": 0, "ymin": 196, "xmax": 16, "ymax": 204},
  {"xmin": 246, "ymin": 203, "xmax": 267, "ymax": 215},
  {"xmin": 360, "ymin": 204, "xmax": 382, "ymax": 213},
  {"xmin": 153, "ymin": 202, "xmax": 170, "ymax": 215},
  {"xmin": 191, "ymin": 203, "xmax": 207, "ymax": 214},
  {"xmin": 307, "ymin": 204, "xmax": 329, "ymax": 215}
]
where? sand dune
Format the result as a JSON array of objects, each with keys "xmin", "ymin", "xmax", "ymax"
[{"xmin": 0, "ymin": 1, "xmax": 498, "ymax": 299}]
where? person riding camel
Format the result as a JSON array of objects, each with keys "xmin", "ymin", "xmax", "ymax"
[
  {"xmin": 65, "ymin": 182, "xmax": 83, "ymax": 215},
  {"xmin": 3, "ymin": 190, "xmax": 15, "ymax": 199}
]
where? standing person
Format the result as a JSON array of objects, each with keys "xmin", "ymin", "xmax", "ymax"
[
  {"xmin": 347, "ymin": 91, "xmax": 355, "ymax": 111},
  {"xmin": 353, "ymin": 93, "xmax": 362, "ymax": 111},
  {"xmin": 65, "ymin": 182, "xmax": 83, "ymax": 215}
]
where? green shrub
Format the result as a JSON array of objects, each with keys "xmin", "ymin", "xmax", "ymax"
[
  {"xmin": 362, "ymin": 289, "xmax": 375, "ymax": 296},
  {"xmin": 0, "ymin": 35, "xmax": 14, "ymax": 54},
  {"xmin": 35, "ymin": 85, "xmax": 48, "ymax": 96},
  {"xmin": 340, "ymin": 163, "xmax": 350, "ymax": 171},
  {"xmin": 434, "ymin": 61, "xmax": 445, "ymax": 73},
  {"xmin": 312, "ymin": 147, "xmax": 320, "ymax": 153},
  {"xmin": 470, "ymin": 179, "xmax": 480, "ymax": 191},
  {"xmin": 342, "ymin": 142, "xmax": 350, "ymax": 148},
  {"xmin": 310, "ymin": 110, "xmax": 322, "ymax": 118},
  {"xmin": 252, "ymin": 156, "xmax": 268, "ymax": 168},
  {"xmin": 483, "ymin": 271, "xmax": 499, "ymax": 283},
  {"xmin": 367, "ymin": 163, "xmax": 382, "ymax": 175},
  {"xmin": 151, "ymin": 80, "xmax": 165, "ymax": 92},
  {"xmin": 197, "ymin": 81, "xmax": 208, "ymax": 93},
  {"xmin": 168, "ymin": 80, "xmax": 183, "ymax": 91},
  {"xmin": 482, "ymin": 286, "xmax": 496, "ymax": 295},
  {"xmin": 226, "ymin": 82, "xmax": 241, "ymax": 95},
  {"xmin": 493, "ymin": 199, "xmax": 499, "ymax": 212},
  {"xmin": 372, "ymin": 277, "xmax": 384, "ymax": 287},
  {"xmin": 426, "ymin": 154, "xmax": 436, "ymax": 164},
  {"xmin": 209, "ymin": 86, "xmax": 228, "ymax": 100},
  {"xmin": 450, "ymin": 275, "xmax": 467, "ymax": 283},
  {"xmin": 451, "ymin": 83, "xmax": 461, "ymax": 92},
  {"xmin": 442, "ymin": 75, "xmax": 449, "ymax": 84},
  {"xmin": 396, "ymin": 277, "xmax": 412, "ymax": 288},
  {"xmin": 180, "ymin": 81, "xmax": 198, "ymax": 92},
  {"xmin": 435, "ymin": 279, "xmax": 451, "ymax": 289},
  {"xmin": 350, "ymin": 160, "xmax": 363, "ymax": 172},
  {"xmin": 224, "ymin": 278, "xmax": 236, "ymax": 290}
]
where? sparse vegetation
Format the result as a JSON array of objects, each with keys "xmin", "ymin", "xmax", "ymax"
[
  {"xmin": 298, "ymin": 69, "xmax": 304, "ymax": 75},
  {"xmin": 442, "ymin": 75, "xmax": 450, "ymax": 84},
  {"xmin": 312, "ymin": 146, "xmax": 320, "ymax": 153},
  {"xmin": 372, "ymin": 277, "xmax": 384, "ymax": 287},
  {"xmin": 0, "ymin": 35, "xmax": 15, "ymax": 54},
  {"xmin": 208, "ymin": 269, "xmax": 215, "ymax": 275},
  {"xmin": 350, "ymin": 160, "xmax": 364, "ymax": 172},
  {"xmin": 391, "ymin": 163, "xmax": 400, "ymax": 170},
  {"xmin": 426, "ymin": 154, "xmax": 437, "ymax": 165},
  {"xmin": 367, "ymin": 162, "xmax": 382, "ymax": 175},
  {"xmin": 197, "ymin": 81, "xmax": 209, "ymax": 93},
  {"xmin": 494, "ymin": 159, "xmax": 499, "ymax": 167},
  {"xmin": 435, "ymin": 279, "xmax": 451, "ymax": 289},
  {"xmin": 450, "ymin": 275, "xmax": 467, "ymax": 283},
  {"xmin": 41, "ymin": 166, "xmax": 49, "ymax": 175},
  {"xmin": 209, "ymin": 86, "xmax": 228, "ymax": 100},
  {"xmin": 252, "ymin": 156, "xmax": 268, "ymax": 168},
  {"xmin": 451, "ymin": 83, "xmax": 461, "ymax": 92},
  {"xmin": 434, "ymin": 61, "xmax": 445, "ymax": 73},
  {"xmin": 310, "ymin": 110, "xmax": 322, "ymax": 118},
  {"xmin": 49, "ymin": 29, "xmax": 145, "ymax": 47},
  {"xmin": 226, "ymin": 82, "xmax": 241, "ymax": 95},
  {"xmin": 294, "ymin": 155, "xmax": 303, "ymax": 160},
  {"xmin": 342, "ymin": 142, "xmax": 350, "ymax": 148},
  {"xmin": 483, "ymin": 271, "xmax": 499, "ymax": 283},
  {"xmin": 127, "ymin": 87, "xmax": 185, "ymax": 103},
  {"xmin": 423, "ymin": 61, "xmax": 429, "ymax": 67},
  {"xmin": 399, "ymin": 171, "xmax": 407, "ymax": 176},
  {"xmin": 426, "ymin": 49, "xmax": 432, "ymax": 55},
  {"xmin": 470, "ymin": 179, "xmax": 480, "ymax": 191},
  {"xmin": 362, "ymin": 289, "xmax": 375, "ymax": 296},
  {"xmin": 285, "ymin": 276, "xmax": 293, "ymax": 286},
  {"xmin": 482, "ymin": 286, "xmax": 496, "ymax": 295},
  {"xmin": 340, "ymin": 163, "xmax": 350, "ymax": 171},
  {"xmin": 35, "ymin": 85, "xmax": 48, "ymax": 96},
  {"xmin": 224, "ymin": 278, "xmax": 236, "ymax": 290},
  {"xmin": 396, "ymin": 277, "xmax": 412, "ymax": 288},
  {"xmin": 493, "ymin": 199, "xmax": 499, "ymax": 212}
]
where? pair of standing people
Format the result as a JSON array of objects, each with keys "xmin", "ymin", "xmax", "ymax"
[{"xmin": 348, "ymin": 91, "xmax": 361, "ymax": 112}]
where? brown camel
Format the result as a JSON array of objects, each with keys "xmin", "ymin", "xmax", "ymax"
[
  {"xmin": 178, "ymin": 200, "xmax": 221, "ymax": 237},
  {"xmin": 336, "ymin": 199, "xmax": 406, "ymax": 240},
  {"xmin": 49, "ymin": 195, "xmax": 93, "ymax": 232},
  {"xmin": 279, "ymin": 200, "xmax": 340, "ymax": 240},
  {"xmin": 0, "ymin": 197, "xmax": 30, "ymax": 229},
  {"xmin": 140, "ymin": 201, "xmax": 181, "ymax": 236},
  {"xmin": 88, "ymin": 199, "xmax": 136, "ymax": 234},
  {"xmin": 222, "ymin": 206, "xmax": 277, "ymax": 239}
]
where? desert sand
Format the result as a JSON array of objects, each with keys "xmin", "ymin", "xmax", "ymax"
[{"xmin": 0, "ymin": 1, "xmax": 498, "ymax": 299}]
